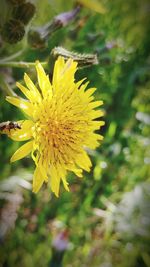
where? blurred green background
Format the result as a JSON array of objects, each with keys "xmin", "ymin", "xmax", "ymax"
[{"xmin": 0, "ymin": 0, "xmax": 150, "ymax": 266}]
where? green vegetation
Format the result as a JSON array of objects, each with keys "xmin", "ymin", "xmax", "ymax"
[{"xmin": 0, "ymin": 0, "xmax": 150, "ymax": 266}]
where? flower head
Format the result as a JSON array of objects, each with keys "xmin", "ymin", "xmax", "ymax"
[{"xmin": 6, "ymin": 57, "xmax": 104, "ymax": 196}]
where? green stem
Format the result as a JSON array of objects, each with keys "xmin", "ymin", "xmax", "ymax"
[
  {"xmin": 0, "ymin": 61, "xmax": 47, "ymax": 68},
  {"xmin": 0, "ymin": 50, "xmax": 24, "ymax": 63}
]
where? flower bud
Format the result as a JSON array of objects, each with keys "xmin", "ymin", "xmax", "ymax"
[
  {"xmin": 51, "ymin": 46, "xmax": 98, "ymax": 68},
  {"xmin": 28, "ymin": 6, "xmax": 81, "ymax": 49},
  {"xmin": 13, "ymin": 2, "xmax": 36, "ymax": 25},
  {"xmin": 27, "ymin": 29, "xmax": 47, "ymax": 49},
  {"xmin": 2, "ymin": 19, "xmax": 25, "ymax": 43},
  {"xmin": 7, "ymin": 0, "xmax": 25, "ymax": 6}
]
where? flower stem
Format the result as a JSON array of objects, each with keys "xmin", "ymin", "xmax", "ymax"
[
  {"xmin": 0, "ymin": 61, "xmax": 47, "ymax": 68},
  {"xmin": 0, "ymin": 50, "xmax": 24, "ymax": 62}
]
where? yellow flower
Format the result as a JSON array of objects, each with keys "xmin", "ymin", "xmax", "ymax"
[{"xmin": 6, "ymin": 56, "xmax": 104, "ymax": 196}]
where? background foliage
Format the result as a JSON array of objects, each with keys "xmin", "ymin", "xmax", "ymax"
[{"xmin": 0, "ymin": 0, "xmax": 150, "ymax": 266}]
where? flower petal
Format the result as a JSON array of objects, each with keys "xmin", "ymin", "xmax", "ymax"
[
  {"xmin": 6, "ymin": 96, "xmax": 33, "ymax": 117},
  {"xmin": 90, "ymin": 110, "xmax": 104, "ymax": 119},
  {"xmin": 9, "ymin": 120, "xmax": 34, "ymax": 141},
  {"xmin": 57, "ymin": 164, "xmax": 70, "ymax": 192},
  {"xmin": 88, "ymin": 100, "xmax": 103, "ymax": 109},
  {"xmin": 10, "ymin": 140, "xmax": 33, "ymax": 162},
  {"xmin": 67, "ymin": 164, "xmax": 83, "ymax": 178},
  {"xmin": 24, "ymin": 73, "xmax": 41, "ymax": 100},
  {"xmin": 75, "ymin": 151, "xmax": 92, "ymax": 172},
  {"xmin": 16, "ymin": 82, "xmax": 31, "ymax": 100},
  {"xmin": 53, "ymin": 56, "xmax": 65, "ymax": 87},
  {"xmin": 88, "ymin": 120, "xmax": 105, "ymax": 130},
  {"xmin": 35, "ymin": 61, "xmax": 52, "ymax": 98},
  {"xmin": 32, "ymin": 165, "xmax": 45, "ymax": 193},
  {"xmin": 53, "ymin": 57, "xmax": 77, "ymax": 92},
  {"xmin": 85, "ymin": 133, "xmax": 104, "ymax": 148},
  {"xmin": 38, "ymin": 158, "xmax": 48, "ymax": 182},
  {"xmin": 49, "ymin": 165, "xmax": 61, "ymax": 197}
]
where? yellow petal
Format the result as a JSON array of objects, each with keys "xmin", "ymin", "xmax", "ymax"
[
  {"xmin": 85, "ymin": 133, "xmax": 104, "ymax": 148},
  {"xmin": 89, "ymin": 120, "xmax": 105, "ymax": 130},
  {"xmin": 35, "ymin": 61, "xmax": 52, "ymax": 98},
  {"xmin": 10, "ymin": 140, "xmax": 33, "ymax": 162},
  {"xmin": 38, "ymin": 158, "xmax": 48, "ymax": 182},
  {"xmin": 9, "ymin": 120, "xmax": 34, "ymax": 141},
  {"xmin": 16, "ymin": 82, "xmax": 31, "ymax": 99},
  {"xmin": 76, "ymin": 78, "xmax": 87, "ymax": 89},
  {"xmin": 90, "ymin": 110, "xmax": 104, "ymax": 119},
  {"xmin": 72, "ymin": 168, "xmax": 83, "ymax": 178},
  {"xmin": 24, "ymin": 73, "xmax": 41, "ymax": 100},
  {"xmin": 88, "ymin": 100, "xmax": 103, "ymax": 109},
  {"xmin": 6, "ymin": 96, "xmax": 33, "ymax": 117},
  {"xmin": 75, "ymin": 151, "xmax": 92, "ymax": 172},
  {"xmin": 32, "ymin": 166, "xmax": 45, "ymax": 193},
  {"xmin": 49, "ymin": 165, "xmax": 61, "ymax": 197},
  {"xmin": 63, "ymin": 58, "xmax": 77, "ymax": 78},
  {"xmin": 53, "ymin": 56, "xmax": 65, "ymax": 85},
  {"xmin": 80, "ymin": 81, "xmax": 90, "ymax": 92},
  {"xmin": 62, "ymin": 177, "xmax": 70, "ymax": 192},
  {"xmin": 57, "ymin": 164, "xmax": 70, "ymax": 192},
  {"xmin": 67, "ymin": 164, "xmax": 83, "ymax": 178}
]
